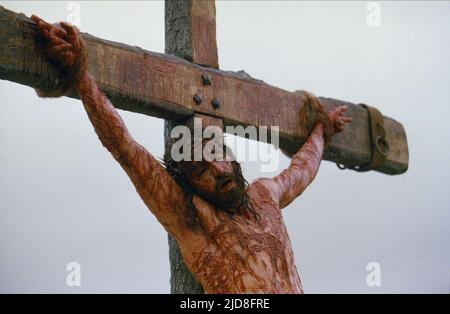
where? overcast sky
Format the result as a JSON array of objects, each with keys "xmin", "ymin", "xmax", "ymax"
[{"xmin": 0, "ymin": 1, "xmax": 449, "ymax": 293}]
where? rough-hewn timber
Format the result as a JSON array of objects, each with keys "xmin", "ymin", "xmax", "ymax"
[
  {"xmin": 165, "ymin": 0, "xmax": 208, "ymax": 294},
  {"xmin": 0, "ymin": 5, "xmax": 408, "ymax": 174},
  {"xmin": 165, "ymin": 0, "xmax": 219, "ymax": 68}
]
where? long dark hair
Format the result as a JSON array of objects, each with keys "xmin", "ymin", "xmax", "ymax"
[{"xmin": 161, "ymin": 155, "xmax": 260, "ymax": 233}]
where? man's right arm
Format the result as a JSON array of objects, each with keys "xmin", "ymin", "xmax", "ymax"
[
  {"xmin": 31, "ymin": 15, "xmax": 193, "ymax": 239},
  {"xmin": 76, "ymin": 72, "xmax": 191, "ymax": 237}
]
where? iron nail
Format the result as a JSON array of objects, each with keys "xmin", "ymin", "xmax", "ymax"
[
  {"xmin": 211, "ymin": 98, "xmax": 221, "ymax": 110},
  {"xmin": 202, "ymin": 74, "xmax": 212, "ymax": 86},
  {"xmin": 193, "ymin": 93, "xmax": 203, "ymax": 105}
]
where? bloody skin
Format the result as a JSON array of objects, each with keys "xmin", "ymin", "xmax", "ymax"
[
  {"xmin": 175, "ymin": 156, "xmax": 248, "ymax": 212},
  {"xmin": 31, "ymin": 16, "xmax": 352, "ymax": 293}
]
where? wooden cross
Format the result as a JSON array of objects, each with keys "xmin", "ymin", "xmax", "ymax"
[{"xmin": 0, "ymin": 1, "xmax": 409, "ymax": 293}]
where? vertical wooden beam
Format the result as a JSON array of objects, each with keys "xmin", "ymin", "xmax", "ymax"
[
  {"xmin": 165, "ymin": 178, "xmax": 205, "ymax": 294},
  {"xmin": 165, "ymin": 0, "xmax": 219, "ymax": 68},
  {"xmin": 165, "ymin": 0, "xmax": 221, "ymax": 294},
  {"xmin": 191, "ymin": 0, "xmax": 219, "ymax": 68}
]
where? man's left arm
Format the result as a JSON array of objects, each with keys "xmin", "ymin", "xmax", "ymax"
[{"xmin": 262, "ymin": 106, "xmax": 351, "ymax": 209}]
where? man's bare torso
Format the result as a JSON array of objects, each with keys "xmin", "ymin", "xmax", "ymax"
[{"xmin": 179, "ymin": 180, "xmax": 303, "ymax": 294}]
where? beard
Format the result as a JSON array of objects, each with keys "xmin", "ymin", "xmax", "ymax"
[{"xmin": 196, "ymin": 162, "xmax": 247, "ymax": 211}]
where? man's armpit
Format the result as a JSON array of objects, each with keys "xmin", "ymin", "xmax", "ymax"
[{"xmin": 249, "ymin": 178, "xmax": 281, "ymax": 208}]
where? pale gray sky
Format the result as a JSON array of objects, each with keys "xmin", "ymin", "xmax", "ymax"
[{"xmin": 0, "ymin": 1, "xmax": 449, "ymax": 293}]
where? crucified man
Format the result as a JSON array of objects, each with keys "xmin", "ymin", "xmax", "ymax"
[{"xmin": 31, "ymin": 16, "xmax": 352, "ymax": 294}]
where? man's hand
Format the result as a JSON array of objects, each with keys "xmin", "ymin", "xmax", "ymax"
[
  {"xmin": 31, "ymin": 15, "xmax": 83, "ymax": 71},
  {"xmin": 31, "ymin": 15, "xmax": 87, "ymax": 98},
  {"xmin": 328, "ymin": 105, "xmax": 352, "ymax": 136}
]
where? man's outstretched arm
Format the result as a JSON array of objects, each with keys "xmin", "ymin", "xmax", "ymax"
[
  {"xmin": 76, "ymin": 72, "xmax": 191, "ymax": 235},
  {"xmin": 263, "ymin": 106, "xmax": 352, "ymax": 209},
  {"xmin": 31, "ymin": 16, "xmax": 192, "ymax": 239}
]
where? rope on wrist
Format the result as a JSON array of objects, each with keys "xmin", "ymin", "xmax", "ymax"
[
  {"xmin": 297, "ymin": 90, "xmax": 333, "ymax": 146},
  {"xmin": 36, "ymin": 35, "xmax": 88, "ymax": 98}
]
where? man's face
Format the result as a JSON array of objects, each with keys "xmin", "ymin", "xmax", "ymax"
[{"xmin": 181, "ymin": 159, "xmax": 247, "ymax": 211}]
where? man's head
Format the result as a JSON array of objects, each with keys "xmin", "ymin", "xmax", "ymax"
[
  {"xmin": 164, "ymin": 143, "xmax": 248, "ymax": 212},
  {"xmin": 179, "ymin": 159, "xmax": 247, "ymax": 211}
]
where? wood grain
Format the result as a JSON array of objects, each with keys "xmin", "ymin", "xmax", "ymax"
[
  {"xmin": 165, "ymin": 0, "xmax": 207, "ymax": 294},
  {"xmin": 0, "ymin": 5, "xmax": 408, "ymax": 174}
]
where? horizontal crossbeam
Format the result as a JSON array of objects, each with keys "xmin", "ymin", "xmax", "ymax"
[{"xmin": 0, "ymin": 6, "xmax": 408, "ymax": 174}]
